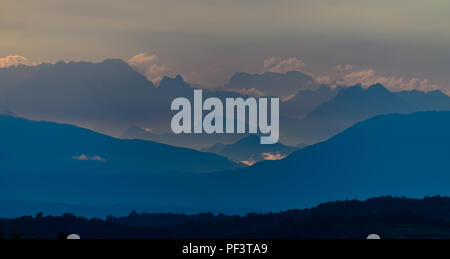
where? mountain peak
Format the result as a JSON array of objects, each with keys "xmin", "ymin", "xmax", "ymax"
[
  {"xmin": 158, "ymin": 75, "xmax": 191, "ymax": 89},
  {"xmin": 338, "ymin": 84, "xmax": 364, "ymax": 95},
  {"xmin": 102, "ymin": 58, "xmax": 131, "ymax": 67},
  {"xmin": 367, "ymin": 83, "xmax": 389, "ymax": 93},
  {"xmin": 235, "ymin": 135, "xmax": 261, "ymax": 145}
]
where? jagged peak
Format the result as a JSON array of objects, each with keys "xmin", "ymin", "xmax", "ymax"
[{"xmin": 158, "ymin": 74, "xmax": 191, "ymax": 89}]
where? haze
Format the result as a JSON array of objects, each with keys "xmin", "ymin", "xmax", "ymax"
[{"xmin": 1, "ymin": 0, "xmax": 449, "ymax": 91}]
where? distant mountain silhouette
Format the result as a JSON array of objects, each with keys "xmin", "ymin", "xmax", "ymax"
[
  {"xmin": 123, "ymin": 126, "xmax": 246, "ymax": 150},
  {"xmin": 0, "ymin": 61, "xmax": 272, "ymax": 149},
  {"xmin": 0, "ymin": 59, "xmax": 156, "ymax": 135},
  {"xmin": 2, "ymin": 60, "xmax": 450, "ymax": 149},
  {"xmin": 395, "ymin": 89, "xmax": 450, "ymax": 111},
  {"xmin": 0, "ymin": 60, "xmax": 246, "ymax": 136},
  {"xmin": 4, "ymin": 112, "xmax": 450, "ymax": 213},
  {"xmin": 225, "ymin": 71, "xmax": 315, "ymax": 98},
  {"xmin": 281, "ymin": 85, "xmax": 340, "ymax": 119},
  {"xmin": 0, "ymin": 115, "xmax": 241, "ymax": 174},
  {"xmin": 306, "ymin": 84, "xmax": 412, "ymax": 122},
  {"xmin": 200, "ymin": 135, "xmax": 298, "ymax": 163},
  {"xmin": 286, "ymin": 84, "xmax": 450, "ymax": 144}
]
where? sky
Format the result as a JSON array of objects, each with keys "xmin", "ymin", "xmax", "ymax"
[{"xmin": 1, "ymin": 0, "xmax": 450, "ymax": 91}]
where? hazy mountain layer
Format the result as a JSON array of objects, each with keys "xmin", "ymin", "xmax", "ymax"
[
  {"xmin": 0, "ymin": 115, "xmax": 241, "ymax": 174},
  {"xmin": 200, "ymin": 135, "xmax": 298, "ymax": 164},
  {"xmin": 3, "ymin": 112, "xmax": 450, "ymax": 213}
]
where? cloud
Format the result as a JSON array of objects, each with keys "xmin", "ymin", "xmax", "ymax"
[
  {"xmin": 0, "ymin": 55, "xmax": 38, "ymax": 68},
  {"xmin": 315, "ymin": 64, "xmax": 440, "ymax": 92},
  {"xmin": 127, "ymin": 53, "xmax": 171, "ymax": 84},
  {"xmin": 260, "ymin": 59, "xmax": 441, "ymax": 93},
  {"xmin": 240, "ymin": 160, "xmax": 256, "ymax": 166},
  {"xmin": 261, "ymin": 152, "xmax": 287, "ymax": 161},
  {"xmin": 281, "ymin": 91, "xmax": 299, "ymax": 102},
  {"xmin": 337, "ymin": 69, "xmax": 439, "ymax": 92},
  {"xmin": 72, "ymin": 154, "xmax": 106, "ymax": 162},
  {"xmin": 263, "ymin": 57, "xmax": 306, "ymax": 74},
  {"xmin": 228, "ymin": 87, "xmax": 267, "ymax": 97}
]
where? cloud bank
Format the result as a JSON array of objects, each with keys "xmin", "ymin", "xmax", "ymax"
[
  {"xmin": 263, "ymin": 57, "xmax": 306, "ymax": 74},
  {"xmin": 261, "ymin": 57, "xmax": 440, "ymax": 93},
  {"xmin": 127, "ymin": 53, "xmax": 171, "ymax": 84},
  {"xmin": 316, "ymin": 65, "xmax": 440, "ymax": 92}
]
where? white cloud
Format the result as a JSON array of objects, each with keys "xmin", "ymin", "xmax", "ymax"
[
  {"xmin": 127, "ymin": 53, "xmax": 171, "ymax": 84},
  {"xmin": 72, "ymin": 154, "xmax": 106, "ymax": 162},
  {"xmin": 240, "ymin": 160, "xmax": 256, "ymax": 166},
  {"xmin": 260, "ymin": 59, "xmax": 441, "ymax": 93},
  {"xmin": 337, "ymin": 69, "xmax": 439, "ymax": 92},
  {"xmin": 315, "ymin": 65, "xmax": 440, "ymax": 92},
  {"xmin": 0, "ymin": 55, "xmax": 39, "ymax": 68},
  {"xmin": 281, "ymin": 91, "xmax": 299, "ymax": 102},
  {"xmin": 228, "ymin": 87, "xmax": 267, "ymax": 97},
  {"xmin": 263, "ymin": 57, "xmax": 306, "ymax": 74}
]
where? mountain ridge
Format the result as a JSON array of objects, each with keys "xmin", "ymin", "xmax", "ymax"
[
  {"xmin": 0, "ymin": 115, "xmax": 242, "ymax": 174},
  {"xmin": 3, "ymin": 111, "xmax": 450, "ymax": 213},
  {"xmin": 200, "ymin": 135, "xmax": 298, "ymax": 163}
]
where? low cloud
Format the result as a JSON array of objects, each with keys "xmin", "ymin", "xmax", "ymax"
[
  {"xmin": 315, "ymin": 64, "xmax": 440, "ymax": 92},
  {"xmin": 263, "ymin": 57, "xmax": 306, "ymax": 74},
  {"xmin": 338, "ymin": 69, "xmax": 439, "ymax": 92},
  {"xmin": 261, "ymin": 59, "xmax": 441, "ymax": 93},
  {"xmin": 228, "ymin": 87, "xmax": 267, "ymax": 97},
  {"xmin": 0, "ymin": 55, "xmax": 39, "ymax": 68},
  {"xmin": 72, "ymin": 154, "xmax": 106, "ymax": 162},
  {"xmin": 127, "ymin": 53, "xmax": 171, "ymax": 84},
  {"xmin": 261, "ymin": 152, "xmax": 287, "ymax": 161},
  {"xmin": 240, "ymin": 160, "xmax": 256, "ymax": 166}
]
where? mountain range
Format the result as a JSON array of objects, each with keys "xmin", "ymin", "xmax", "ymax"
[
  {"xmin": 122, "ymin": 125, "xmax": 246, "ymax": 150},
  {"xmin": 3, "ymin": 59, "xmax": 450, "ymax": 149},
  {"xmin": 281, "ymin": 84, "xmax": 340, "ymax": 119},
  {"xmin": 283, "ymin": 84, "xmax": 450, "ymax": 144},
  {"xmin": 200, "ymin": 135, "xmax": 298, "ymax": 164},
  {"xmin": 3, "ymin": 111, "xmax": 450, "ymax": 214},
  {"xmin": 0, "ymin": 115, "xmax": 241, "ymax": 174}
]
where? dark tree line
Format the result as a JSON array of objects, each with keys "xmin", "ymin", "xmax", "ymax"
[{"xmin": 2, "ymin": 196, "xmax": 450, "ymax": 239}]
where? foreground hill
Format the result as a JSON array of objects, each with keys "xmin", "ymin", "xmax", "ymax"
[
  {"xmin": 0, "ymin": 115, "xmax": 241, "ymax": 174},
  {"xmin": 3, "ymin": 196, "xmax": 450, "ymax": 239}
]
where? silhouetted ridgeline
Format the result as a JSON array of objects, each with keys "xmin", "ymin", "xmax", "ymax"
[{"xmin": 3, "ymin": 196, "xmax": 450, "ymax": 239}]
